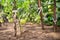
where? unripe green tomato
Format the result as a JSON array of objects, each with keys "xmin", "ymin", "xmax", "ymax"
[
  {"xmin": 0, "ymin": 19, "xmax": 4, "ymax": 23},
  {"xmin": 48, "ymin": 5, "xmax": 51, "ymax": 8},
  {"xmin": 8, "ymin": 18, "xmax": 13, "ymax": 22},
  {"xmin": 20, "ymin": 19, "xmax": 26, "ymax": 25},
  {"xmin": 48, "ymin": 9, "xmax": 52, "ymax": 11}
]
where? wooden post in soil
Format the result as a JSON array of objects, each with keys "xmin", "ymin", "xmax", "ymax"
[
  {"xmin": 13, "ymin": 0, "xmax": 17, "ymax": 37},
  {"xmin": 53, "ymin": 0, "xmax": 57, "ymax": 32},
  {"xmin": 12, "ymin": 10, "xmax": 17, "ymax": 37},
  {"xmin": 0, "ymin": 5, "xmax": 2, "ymax": 27},
  {"xmin": 0, "ymin": 22, "xmax": 1, "ymax": 27},
  {"xmin": 0, "ymin": 15, "xmax": 2, "ymax": 27},
  {"xmin": 38, "ymin": 0, "xmax": 44, "ymax": 30}
]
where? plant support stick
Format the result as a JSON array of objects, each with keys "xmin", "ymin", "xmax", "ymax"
[
  {"xmin": 53, "ymin": 0, "xmax": 57, "ymax": 32},
  {"xmin": 38, "ymin": 0, "xmax": 44, "ymax": 30}
]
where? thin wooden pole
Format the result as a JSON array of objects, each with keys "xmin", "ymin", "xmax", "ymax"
[
  {"xmin": 53, "ymin": 0, "xmax": 57, "ymax": 32},
  {"xmin": 13, "ymin": 0, "xmax": 17, "ymax": 10},
  {"xmin": 38, "ymin": 0, "xmax": 44, "ymax": 30},
  {"xmin": 13, "ymin": 0, "xmax": 17, "ymax": 37},
  {"xmin": 0, "ymin": 22, "xmax": 1, "ymax": 27}
]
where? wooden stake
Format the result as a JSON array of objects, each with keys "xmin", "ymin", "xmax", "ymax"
[
  {"xmin": 53, "ymin": 0, "xmax": 57, "ymax": 32},
  {"xmin": 38, "ymin": 0, "xmax": 44, "ymax": 30},
  {"xmin": 0, "ymin": 22, "xmax": 2, "ymax": 27},
  {"xmin": 14, "ymin": 22, "xmax": 17, "ymax": 37},
  {"xmin": 13, "ymin": 0, "xmax": 17, "ymax": 37}
]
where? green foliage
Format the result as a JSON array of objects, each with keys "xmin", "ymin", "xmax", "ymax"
[
  {"xmin": 57, "ymin": 20, "xmax": 60, "ymax": 26},
  {"xmin": 44, "ymin": 13, "xmax": 53, "ymax": 26},
  {"xmin": 0, "ymin": 0, "xmax": 60, "ymax": 26}
]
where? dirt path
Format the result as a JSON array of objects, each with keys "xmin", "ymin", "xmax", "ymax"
[{"xmin": 0, "ymin": 23, "xmax": 60, "ymax": 40}]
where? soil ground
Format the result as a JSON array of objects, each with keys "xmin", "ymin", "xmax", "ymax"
[{"xmin": 0, "ymin": 22, "xmax": 60, "ymax": 40}]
